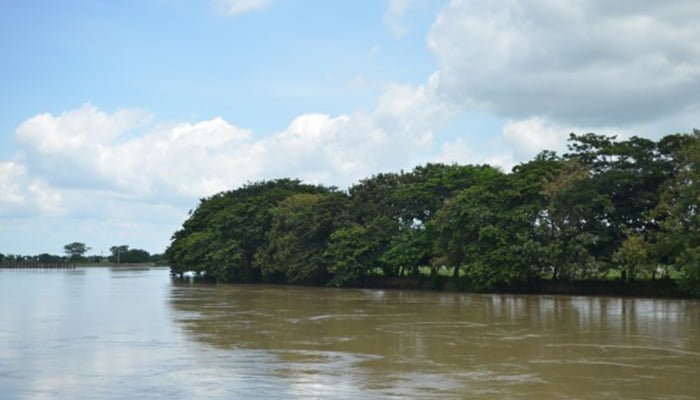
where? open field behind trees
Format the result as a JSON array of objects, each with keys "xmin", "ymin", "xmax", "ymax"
[{"xmin": 167, "ymin": 131, "xmax": 700, "ymax": 297}]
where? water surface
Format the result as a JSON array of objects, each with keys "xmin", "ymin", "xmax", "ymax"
[{"xmin": 1, "ymin": 267, "xmax": 698, "ymax": 399}]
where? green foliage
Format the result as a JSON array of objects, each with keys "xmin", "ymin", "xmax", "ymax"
[
  {"xmin": 431, "ymin": 172, "xmax": 539, "ymax": 289},
  {"xmin": 166, "ymin": 179, "xmax": 330, "ymax": 281},
  {"xmin": 613, "ymin": 233, "xmax": 650, "ymax": 281},
  {"xmin": 536, "ymin": 160, "xmax": 612, "ymax": 280},
  {"xmin": 397, "ymin": 163, "xmax": 503, "ymax": 224},
  {"xmin": 165, "ymin": 132, "xmax": 699, "ymax": 296},
  {"xmin": 653, "ymin": 131, "xmax": 700, "ymax": 295},
  {"xmin": 380, "ymin": 226, "xmax": 431, "ymax": 277},
  {"xmin": 565, "ymin": 133, "xmax": 678, "ymax": 265},
  {"xmin": 255, "ymin": 192, "xmax": 349, "ymax": 284},
  {"xmin": 107, "ymin": 245, "xmax": 151, "ymax": 264},
  {"xmin": 63, "ymin": 242, "xmax": 90, "ymax": 261},
  {"xmin": 325, "ymin": 225, "xmax": 375, "ymax": 286}
]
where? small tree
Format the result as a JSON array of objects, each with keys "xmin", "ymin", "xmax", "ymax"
[
  {"xmin": 63, "ymin": 242, "xmax": 90, "ymax": 261},
  {"xmin": 613, "ymin": 234, "xmax": 649, "ymax": 282}
]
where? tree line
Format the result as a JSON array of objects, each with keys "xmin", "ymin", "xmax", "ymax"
[
  {"xmin": 166, "ymin": 131, "xmax": 700, "ymax": 296},
  {"xmin": 1, "ymin": 243, "xmax": 165, "ymax": 264}
]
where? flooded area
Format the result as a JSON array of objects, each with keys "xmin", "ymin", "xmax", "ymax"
[{"xmin": 1, "ymin": 267, "xmax": 699, "ymax": 399}]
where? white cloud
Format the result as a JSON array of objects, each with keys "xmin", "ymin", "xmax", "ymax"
[
  {"xmin": 13, "ymin": 81, "xmax": 451, "ymax": 203},
  {"xmin": 500, "ymin": 106, "xmax": 700, "ymax": 164},
  {"xmin": 436, "ymin": 138, "xmax": 515, "ymax": 172},
  {"xmin": 211, "ymin": 0, "xmax": 271, "ymax": 15},
  {"xmin": 427, "ymin": 0, "xmax": 700, "ymax": 126},
  {"xmin": 0, "ymin": 162, "xmax": 26, "ymax": 205},
  {"xmin": 0, "ymin": 162, "xmax": 63, "ymax": 216},
  {"xmin": 2, "ymin": 80, "xmax": 453, "ymax": 252},
  {"xmin": 436, "ymin": 138, "xmax": 472, "ymax": 165},
  {"xmin": 16, "ymin": 103, "xmax": 152, "ymax": 154},
  {"xmin": 385, "ymin": 0, "xmax": 413, "ymax": 38},
  {"xmin": 502, "ymin": 116, "xmax": 571, "ymax": 161}
]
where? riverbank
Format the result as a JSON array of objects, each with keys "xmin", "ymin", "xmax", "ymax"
[
  {"xmin": 177, "ymin": 273, "xmax": 694, "ymax": 299},
  {"xmin": 354, "ymin": 276, "xmax": 691, "ymax": 298}
]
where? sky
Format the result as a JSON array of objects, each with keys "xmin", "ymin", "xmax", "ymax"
[{"xmin": 1, "ymin": 0, "xmax": 699, "ymax": 256}]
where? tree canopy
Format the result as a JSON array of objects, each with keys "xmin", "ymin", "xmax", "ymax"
[
  {"xmin": 166, "ymin": 131, "xmax": 700, "ymax": 296},
  {"xmin": 63, "ymin": 242, "xmax": 91, "ymax": 261}
]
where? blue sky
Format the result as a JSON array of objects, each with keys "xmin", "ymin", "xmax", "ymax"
[
  {"xmin": 1, "ymin": 0, "xmax": 699, "ymax": 255},
  {"xmin": 0, "ymin": 0, "xmax": 439, "ymax": 143}
]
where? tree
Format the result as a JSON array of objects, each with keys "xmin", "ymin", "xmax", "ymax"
[
  {"xmin": 535, "ymin": 160, "xmax": 612, "ymax": 280},
  {"xmin": 38, "ymin": 253, "xmax": 62, "ymax": 263},
  {"xmin": 565, "ymin": 133, "xmax": 676, "ymax": 267},
  {"xmin": 347, "ymin": 173, "xmax": 404, "ymax": 277},
  {"xmin": 166, "ymin": 179, "xmax": 330, "ymax": 282},
  {"xmin": 254, "ymin": 192, "xmax": 349, "ymax": 284},
  {"xmin": 653, "ymin": 130, "xmax": 700, "ymax": 295},
  {"xmin": 163, "ymin": 131, "xmax": 699, "ymax": 296},
  {"xmin": 430, "ymin": 173, "xmax": 538, "ymax": 289},
  {"xmin": 397, "ymin": 163, "xmax": 503, "ymax": 225},
  {"xmin": 613, "ymin": 233, "xmax": 650, "ymax": 282},
  {"xmin": 63, "ymin": 242, "xmax": 90, "ymax": 261},
  {"xmin": 109, "ymin": 245, "xmax": 129, "ymax": 263},
  {"xmin": 325, "ymin": 225, "xmax": 375, "ymax": 286},
  {"xmin": 380, "ymin": 226, "xmax": 431, "ymax": 278}
]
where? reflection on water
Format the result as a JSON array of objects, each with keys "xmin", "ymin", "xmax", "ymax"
[
  {"xmin": 0, "ymin": 268, "xmax": 698, "ymax": 399},
  {"xmin": 170, "ymin": 284, "xmax": 700, "ymax": 399}
]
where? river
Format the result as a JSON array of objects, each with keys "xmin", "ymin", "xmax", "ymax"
[{"xmin": 0, "ymin": 267, "xmax": 698, "ymax": 399}]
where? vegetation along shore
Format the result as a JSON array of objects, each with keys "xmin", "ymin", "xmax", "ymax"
[{"xmin": 166, "ymin": 131, "xmax": 700, "ymax": 297}]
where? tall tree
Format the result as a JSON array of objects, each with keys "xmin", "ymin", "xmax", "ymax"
[
  {"xmin": 535, "ymin": 160, "xmax": 612, "ymax": 280},
  {"xmin": 63, "ymin": 242, "xmax": 90, "ymax": 261},
  {"xmin": 565, "ymin": 133, "xmax": 676, "ymax": 266},
  {"xmin": 653, "ymin": 131, "xmax": 700, "ymax": 295},
  {"xmin": 166, "ymin": 179, "xmax": 329, "ymax": 282}
]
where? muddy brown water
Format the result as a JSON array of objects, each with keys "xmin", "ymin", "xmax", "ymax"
[{"xmin": 1, "ymin": 267, "xmax": 698, "ymax": 399}]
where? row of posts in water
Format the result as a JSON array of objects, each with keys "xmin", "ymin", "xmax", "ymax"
[{"xmin": 0, "ymin": 261, "xmax": 76, "ymax": 269}]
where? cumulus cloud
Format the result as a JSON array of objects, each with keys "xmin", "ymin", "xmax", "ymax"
[
  {"xmin": 502, "ymin": 117, "xmax": 572, "ymax": 161},
  {"xmin": 427, "ymin": 0, "xmax": 700, "ymax": 126},
  {"xmin": 0, "ymin": 162, "xmax": 63, "ymax": 216},
  {"xmin": 211, "ymin": 0, "xmax": 271, "ymax": 15},
  {"xmin": 13, "ymin": 82, "xmax": 452, "ymax": 202},
  {"xmin": 436, "ymin": 138, "xmax": 516, "ymax": 172},
  {"xmin": 16, "ymin": 104, "xmax": 152, "ymax": 154},
  {"xmin": 4, "ymin": 84, "xmax": 451, "ymax": 251},
  {"xmin": 499, "ymin": 107, "xmax": 700, "ymax": 164}
]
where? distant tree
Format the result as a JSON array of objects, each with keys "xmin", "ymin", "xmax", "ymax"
[
  {"xmin": 109, "ymin": 245, "xmax": 150, "ymax": 263},
  {"xmin": 121, "ymin": 248, "xmax": 151, "ymax": 263},
  {"xmin": 38, "ymin": 253, "xmax": 62, "ymax": 263},
  {"xmin": 63, "ymin": 242, "xmax": 90, "ymax": 261},
  {"xmin": 109, "ymin": 245, "xmax": 129, "ymax": 263},
  {"xmin": 149, "ymin": 253, "xmax": 167, "ymax": 264},
  {"xmin": 87, "ymin": 255, "xmax": 103, "ymax": 263}
]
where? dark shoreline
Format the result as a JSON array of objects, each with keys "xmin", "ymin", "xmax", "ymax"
[
  {"xmin": 352, "ymin": 276, "xmax": 691, "ymax": 299},
  {"xmin": 175, "ymin": 274, "xmax": 694, "ymax": 299}
]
